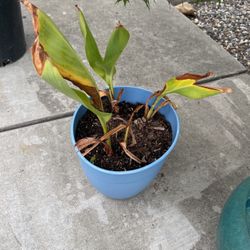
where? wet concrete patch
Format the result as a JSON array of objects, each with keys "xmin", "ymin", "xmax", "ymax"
[{"xmin": 26, "ymin": 74, "xmax": 76, "ymax": 113}]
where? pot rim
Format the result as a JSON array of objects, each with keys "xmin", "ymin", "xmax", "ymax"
[{"xmin": 70, "ymin": 86, "xmax": 180, "ymax": 176}]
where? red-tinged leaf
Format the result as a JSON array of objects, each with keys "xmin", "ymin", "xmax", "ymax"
[
  {"xmin": 162, "ymin": 72, "xmax": 232, "ymax": 99},
  {"xmin": 176, "ymin": 72, "xmax": 213, "ymax": 81}
]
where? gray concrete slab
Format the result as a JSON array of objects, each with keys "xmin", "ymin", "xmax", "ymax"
[
  {"xmin": 0, "ymin": 74, "xmax": 249, "ymax": 249},
  {"xmin": 0, "ymin": 52, "xmax": 77, "ymax": 130},
  {"xmin": 0, "ymin": 0, "xmax": 245, "ymax": 129}
]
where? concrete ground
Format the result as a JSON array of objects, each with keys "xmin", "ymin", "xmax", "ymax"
[{"xmin": 0, "ymin": 0, "xmax": 249, "ymax": 249}]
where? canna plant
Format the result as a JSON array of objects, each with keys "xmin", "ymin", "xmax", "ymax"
[
  {"xmin": 21, "ymin": 0, "xmax": 129, "ymax": 136},
  {"xmin": 22, "ymin": 0, "xmax": 231, "ymax": 162}
]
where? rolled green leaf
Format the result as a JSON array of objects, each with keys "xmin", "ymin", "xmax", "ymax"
[
  {"xmin": 77, "ymin": 6, "xmax": 106, "ymax": 79},
  {"xmin": 104, "ymin": 24, "xmax": 130, "ymax": 87}
]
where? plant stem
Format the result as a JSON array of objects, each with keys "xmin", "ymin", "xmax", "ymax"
[
  {"xmin": 109, "ymin": 88, "xmax": 114, "ymax": 103},
  {"xmin": 124, "ymin": 127, "xmax": 129, "ymax": 145},
  {"xmin": 105, "ymin": 74, "xmax": 114, "ymax": 102},
  {"xmin": 107, "ymin": 137, "xmax": 112, "ymax": 147},
  {"xmin": 98, "ymin": 117, "xmax": 112, "ymax": 147},
  {"xmin": 146, "ymin": 96, "xmax": 161, "ymax": 119}
]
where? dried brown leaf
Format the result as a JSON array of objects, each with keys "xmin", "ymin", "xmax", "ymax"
[
  {"xmin": 112, "ymin": 88, "xmax": 124, "ymax": 113},
  {"xmin": 83, "ymin": 142, "xmax": 101, "ymax": 157},
  {"xmin": 163, "ymin": 96, "xmax": 178, "ymax": 109},
  {"xmin": 128, "ymin": 127, "xmax": 137, "ymax": 146},
  {"xmin": 116, "ymin": 88, "xmax": 124, "ymax": 102},
  {"xmin": 124, "ymin": 105, "xmax": 144, "ymax": 145},
  {"xmin": 102, "ymin": 142, "xmax": 113, "ymax": 156},
  {"xmin": 101, "ymin": 124, "xmax": 126, "ymax": 142},
  {"xmin": 120, "ymin": 142, "xmax": 145, "ymax": 164},
  {"xmin": 75, "ymin": 137, "xmax": 99, "ymax": 151},
  {"xmin": 80, "ymin": 124, "xmax": 127, "ymax": 156}
]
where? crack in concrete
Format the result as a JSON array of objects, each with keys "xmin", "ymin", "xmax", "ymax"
[{"xmin": 7, "ymin": 222, "xmax": 22, "ymax": 248}]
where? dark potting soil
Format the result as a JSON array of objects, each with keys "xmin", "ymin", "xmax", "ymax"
[{"xmin": 75, "ymin": 99, "xmax": 172, "ymax": 171}]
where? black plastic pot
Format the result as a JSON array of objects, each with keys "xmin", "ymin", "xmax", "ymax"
[{"xmin": 0, "ymin": 0, "xmax": 26, "ymax": 67}]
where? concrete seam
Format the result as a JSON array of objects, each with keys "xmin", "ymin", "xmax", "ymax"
[
  {"xmin": 0, "ymin": 111, "xmax": 74, "ymax": 133},
  {"xmin": 0, "ymin": 69, "xmax": 247, "ymax": 133},
  {"xmin": 197, "ymin": 69, "xmax": 248, "ymax": 84}
]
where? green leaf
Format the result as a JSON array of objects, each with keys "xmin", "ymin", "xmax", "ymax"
[
  {"xmin": 42, "ymin": 60, "xmax": 112, "ymax": 131},
  {"xmin": 146, "ymin": 72, "xmax": 231, "ymax": 119},
  {"xmin": 104, "ymin": 24, "xmax": 130, "ymax": 86},
  {"xmin": 77, "ymin": 6, "xmax": 129, "ymax": 90},
  {"xmin": 77, "ymin": 6, "xmax": 106, "ymax": 79},
  {"xmin": 77, "ymin": 6, "xmax": 129, "ymax": 93}
]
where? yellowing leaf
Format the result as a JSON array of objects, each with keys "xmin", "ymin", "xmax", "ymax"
[
  {"xmin": 22, "ymin": 0, "xmax": 103, "ymax": 110},
  {"xmin": 162, "ymin": 72, "xmax": 231, "ymax": 99},
  {"xmin": 42, "ymin": 60, "xmax": 112, "ymax": 131}
]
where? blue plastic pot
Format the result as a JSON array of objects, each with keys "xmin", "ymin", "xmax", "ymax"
[{"xmin": 70, "ymin": 86, "xmax": 180, "ymax": 199}]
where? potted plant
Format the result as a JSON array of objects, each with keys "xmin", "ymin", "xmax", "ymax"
[{"xmin": 22, "ymin": 0, "xmax": 231, "ymax": 199}]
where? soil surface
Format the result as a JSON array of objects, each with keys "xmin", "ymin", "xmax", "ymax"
[{"xmin": 75, "ymin": 99, "xmax": 172, "ymax": 171}]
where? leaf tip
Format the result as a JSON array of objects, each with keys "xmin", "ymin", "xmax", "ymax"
[
  {"xmin": 75, "ymin": 4, "xmax": 81, "ymax": 11},
  {"xmin": 222, "ymin": 87, "xmax": 232, "ymax": 94},
  {"xmin": 21, "ymin": 0, "xmax": 37, "ymax": 14},
  {"xmin": 207, "ymin": 72, "xmax": 214, "ymax": 77},
  {"xmin": 116, "ymin": 20, "xmax": 123, "ymax": 28}
]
